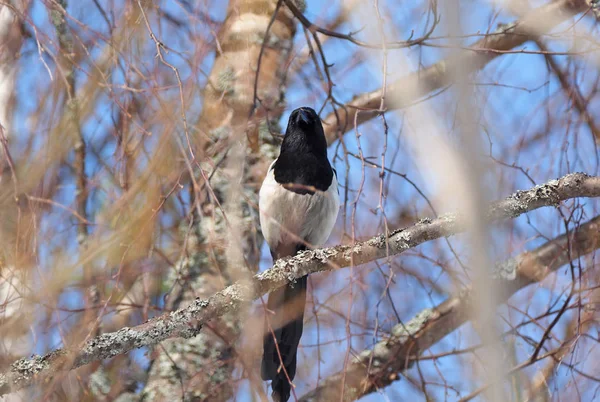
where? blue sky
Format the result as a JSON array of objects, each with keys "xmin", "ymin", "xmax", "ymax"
[{"xmin": 9, "ymin": 0, "xmax": 600, "ymax": 400}]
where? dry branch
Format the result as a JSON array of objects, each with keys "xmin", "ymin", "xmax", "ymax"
[
  {"xmin": 0, "ymin": 172, "xmax": 598, "ymax": 396},
  {"xmin": 299, "ymin": 216, "xmax": 600, "ymax": 401},
  {"xmin": 322, "ymin": 0, "xmax": 590, "ymax": 144}
]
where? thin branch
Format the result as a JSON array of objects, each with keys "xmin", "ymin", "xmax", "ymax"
[
  {"xmin": 0, "ymin": 172, "xmax": 599, "ymax": 396},
  {"xmin": 525, "ymin": 268, "xmax": 600, "ymax": 400},
  {"xmin": 282, "ymin": 0, "xmax": 438, "ymax": 50},
  {"xmin": 322, "ymin": 0, "xmax": 591, "ymax": 144},
  {"xmin": 300, "ymin": 213, "xmax": 600, "ymax": 401},
  {"xmin": 535, "ymin": 38, "xmax": 600, "ymax": 141}
]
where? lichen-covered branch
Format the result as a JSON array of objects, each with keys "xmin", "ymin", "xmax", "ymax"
[
  {"xmin": 299, "ymin": 215, "xmax": 600, "ymax": 401},
  {"xmin": 322, "ymin": 0, "xmax": 590, "ymax": 144},
  {"xmin": 0, "ymin": 172, "xmax": 598, "ymax": 396}
]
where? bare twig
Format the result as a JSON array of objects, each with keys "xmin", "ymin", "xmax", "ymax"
[
  {"xmin": 282, "ymin": 0, "xmax": 438, "ymax": 49},
  {"xmin": 535, "ymin": 38, "xmax": 600, "ymax": 141},
  {"xmin": 0, "ymin": 173, "xmax": 597, "ymax": 396},
  {"xmin": 321, "ymin": 0, "xmax": 590, "ymax": 144},
  {"xmin": 300, "ymin": 213, "xmax": 600, "ymax": 401}
]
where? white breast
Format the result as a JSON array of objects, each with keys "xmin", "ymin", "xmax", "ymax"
[{"xmin": 259, "ymin": 162, "xmax": 340, "ymax": 253}]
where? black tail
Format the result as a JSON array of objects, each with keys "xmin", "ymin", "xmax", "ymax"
[{"xmin": 262, "ymin": 247, "xmax": 308, "ymax": 402}]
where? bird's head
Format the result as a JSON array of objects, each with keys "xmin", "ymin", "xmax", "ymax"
[
  {"xmin": 290, "ymin": 107, "xmax": 318, "ymax": 126},
  {"xmin": 283, "ymin": 107, "xmax": 327, "ymax": 155}
]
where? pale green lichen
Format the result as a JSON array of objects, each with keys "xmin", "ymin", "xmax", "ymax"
[
  {"xmin": 208, "ymin": 126, "xmax": 232, "ymax": 142},
  {"xmin": 417, "ymin": 217, "xmax": 432, "ymax": 225},
  {"xmin": 438, "ymin": 212, "xmax": 460, "ymax": 236},
  {"xmin": 221, "ymin": 284, "xmax": 246, "ymax": 304},
  {"xmin": 11, "ymin": 355, "xmax": 46, "ymax": 375},
  {"xmin": 260, "ymin": 142, "xmax": 280, "ymax": 162},
  {"xmin": 500, "ymin": 175, "xmax": 576, "ymax": 219},
  {"xmin": 250, "ymin": 31, "xmax": 292, "ymax": 49},
  {"xmin": 259, "ymin": 118, "xmax": 282, "ymax": 139},
  {"xmin": 493, "ymin": 257, "xmax": 519, "ymax": 281},
  {"xmin": 0, "ymin": 351, "xmax": 64, "ymax": 393},
  {"xmin": 393, "ymin": 230, "xmax": 412, "ymax": 250},
  {"xmin": 367, "ymin": 233, "xmax": 387, "ymax": 249},
  {"xmin": 261, "ymin": 248, "xmax": 338, "ymax": 285},
  {"xmin": 391, "ymin": 308, "xmax": 434, "ymax": 342},
  {"xmin": 140, "ymin": 331, "xmax": 232, "ymax": 401},
  {"xmin": 210, "ymin": 363, "xmax": 230, "ymax": 385},
  {"xmin": 215, "ymin": 65, "xmax": 235, "ymax": 96},
  {"xmin": 51, "ymin": 1, "xmax": 71, "ymax": 53},
  {"xmin": 9, "ymin": 354, "xmax": 48, "ymax": 382},
  {"xmin": 343, "ymin": 244, "xmax": 363, "ymax": 261},
  {"xmin": 490, "ymin": 198, "xmax": 528, "ymax": 219},
  {"xmin": 89, "ymin": 367, "xmax": 111, "ymax": 397},
  {"xmin": 371, "ymin": 342, "xmax": 392, "ymax": 366}
]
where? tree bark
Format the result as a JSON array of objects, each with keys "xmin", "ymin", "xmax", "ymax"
[{"xmin": 139, "ymin": 1, "xmax": 297, "ymax": 400}]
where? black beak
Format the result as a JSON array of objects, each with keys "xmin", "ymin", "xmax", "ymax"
[{"xmin": 298, "ymin": 108, "xmax": 312, "ymax": 124}]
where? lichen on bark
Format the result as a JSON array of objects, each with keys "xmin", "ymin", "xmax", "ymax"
[{"xmin": 139, "ymin": 0, "xmax": 297, "ymax": 400}]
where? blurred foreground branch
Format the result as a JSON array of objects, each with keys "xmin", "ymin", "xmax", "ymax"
[{"xmin": 0, "ymin": 172, "xmax": 599, "ymax": 396}]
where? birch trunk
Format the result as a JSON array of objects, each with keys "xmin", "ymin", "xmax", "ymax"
[{"xmin": 140, "ymin": 1, "xmax": 298, "ymax": 400}]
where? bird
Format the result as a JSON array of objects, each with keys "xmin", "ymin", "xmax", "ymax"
[{"xmin": 259, "ymin": 107, "xmax": 340, "ymax": 401}]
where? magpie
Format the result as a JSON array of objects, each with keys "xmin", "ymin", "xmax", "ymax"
[{"xmin": 259, "ymin": 107, "xmax": 339, "ymax": 401}]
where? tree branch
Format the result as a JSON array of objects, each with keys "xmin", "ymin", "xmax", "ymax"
[
  {"xmin": 0, "ymin": 172, "xmax": 599, "ymax": 396},
  {"xmin": 535, "ymin": 38, "xmax": 600, "ymax": 141},
  {"xmin": 299, "ymin": 215, "xmax": 600, "ymax": 401},
  {"xmin": 322, "ymin": 0, "xmax": 591, "ymax": 144},
  {"xmin": 282, "ymin": 0, "xmax": 437, "ymax": 49}
]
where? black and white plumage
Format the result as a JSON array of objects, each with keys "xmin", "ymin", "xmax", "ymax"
[{"xmin": 259, "ymin": 107, "xmax": 339, "ymax": 402}]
